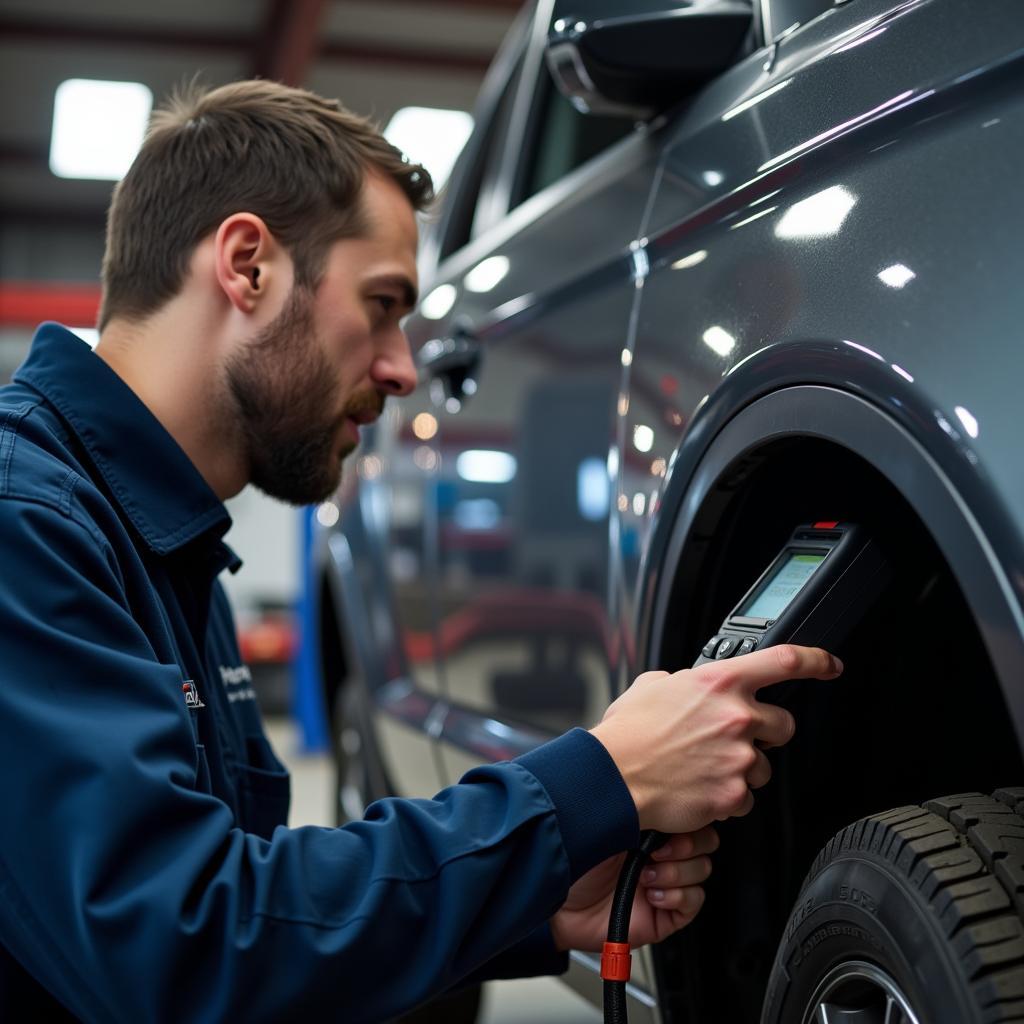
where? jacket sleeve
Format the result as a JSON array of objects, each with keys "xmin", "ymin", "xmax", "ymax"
[
  {"xmin": 460, "ymin": 923, "xmax": 568, "ymax": 986},
  {"xmin": 0, "ymin": 497, "xmax": 637, "ymax": 1023}
]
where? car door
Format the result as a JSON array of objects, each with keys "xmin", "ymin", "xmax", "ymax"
[{"xmin": 403, "ymin": 0, "xmax": 655, "ymax": 781}]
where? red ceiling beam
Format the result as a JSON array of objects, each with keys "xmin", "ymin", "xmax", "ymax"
[
  {"xmin": 0, "ymin": 15, "xmax": 492, "ymax": 75},
  {"xmin": 0, "ymin": 283, "xmax": 101, "ymax": 328},
  {"xmin": 320, "ymin": 39, "xmax": 489, "ymax": 74},
  {"xmin": 252, "ymin": 0, "xmax": 330, "ymax": 85},
  {"xmin": 373, "ymin": 0, "xmax": 524, "ymax": 9}
]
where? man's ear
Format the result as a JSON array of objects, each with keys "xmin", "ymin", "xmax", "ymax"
[{"xmin": 213, "ymin": 213, "xmax": 283, "ymax": 314}]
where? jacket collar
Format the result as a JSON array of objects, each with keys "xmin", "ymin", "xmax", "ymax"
[{"xmin": 16, "ymin": 322, "xmax": 239, "ymax": 564}]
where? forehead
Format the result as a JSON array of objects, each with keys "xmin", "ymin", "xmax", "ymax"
[
  {"xmin": 359, "ymin": 172, "xmax": 419, "ymax": 255},
  {"xmin": 319, "ymin": 172, "xmax": 419, "ymax": 291}
]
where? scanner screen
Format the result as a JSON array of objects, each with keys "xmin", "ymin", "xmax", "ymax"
[{"xmin": 741, "ymin": 552, "xmax": 826, "ymax": 620}]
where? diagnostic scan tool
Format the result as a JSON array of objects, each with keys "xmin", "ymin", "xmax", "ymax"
[
  {"xmin": 695, "ymin": 521, "xmax": 891, "ymax": 667},
  {"xmin": 602, "ymin": 522, "xmax": 892, "ymax": 1023}
]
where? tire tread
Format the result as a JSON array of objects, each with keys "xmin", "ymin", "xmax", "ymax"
[{"xmin": 814, "ymin": 790, "xmax": 1024, "ymax": 1022}]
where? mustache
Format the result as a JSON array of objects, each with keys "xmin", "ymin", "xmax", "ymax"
[{"xmin": 343, "ymin": 389, "xmax": 386, "ymax": 421}]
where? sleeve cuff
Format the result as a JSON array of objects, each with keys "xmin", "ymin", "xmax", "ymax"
[
  {"xmin": 514, "ymin": 728, "xmax": 639, "ymax": 882},
  {"xmin": 462, "ymin": 923, "xmax": 569, "ymax": 984}
]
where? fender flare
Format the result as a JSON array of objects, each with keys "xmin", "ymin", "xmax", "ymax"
[{"xmin": 642, "ymin": 383, "xmax": 1024, "ymax": 748}]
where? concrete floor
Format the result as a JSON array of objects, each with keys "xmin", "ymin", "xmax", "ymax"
[{"xmin": 265, "ymin": 717, "xmax": 602, "ymax": 1024}]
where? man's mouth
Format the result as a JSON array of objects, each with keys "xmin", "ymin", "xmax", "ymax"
[{"xmin": 348, "ymin": 409, "xmax": 380, "ymax": 426}]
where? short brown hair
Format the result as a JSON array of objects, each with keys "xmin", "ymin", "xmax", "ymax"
[{"xmin": 99, "ymin": 79, "xmax": 433, "ymax": 329}]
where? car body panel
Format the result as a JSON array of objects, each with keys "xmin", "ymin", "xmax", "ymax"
[
  {"xmin": 315, "ymin": 0, "xmax": 1024, "ymax": 1015},
  {"xmin": 626, "ymin": 0, "xmax": 1024, "ymax": 701}
]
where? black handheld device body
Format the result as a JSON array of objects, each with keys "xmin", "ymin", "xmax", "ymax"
[
  {"xmin": 694, "ymin": 520, "xmax": 891, "ymax": 666},
  {"xmin": 602, "ymin": 521, "xmax": 891, "ymax": 1024}
]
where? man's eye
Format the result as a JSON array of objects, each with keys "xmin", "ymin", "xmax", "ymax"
[{"xmin": 374, "ymin": 296, "xmax": 397, "ymax": 314}]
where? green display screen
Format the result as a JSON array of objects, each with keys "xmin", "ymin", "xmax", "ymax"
[{"xmin": 740, "ymin": 552, "xmax": 827, "ymax": 620}]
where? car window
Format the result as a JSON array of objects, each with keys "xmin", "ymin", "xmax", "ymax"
[
  {"xmin": 762, "ymin": 0, "xmax": 838, "ymax": 42},
  {"xmin": 468, "ymin": 56, "xmax": 526, "ymax": 242},
  {"xmin": 512, "ymin": 70, "xmax": 636, "ymax": 208},
  {"xmin": 438, "ymin": 55, "xmax": 525, "ymax": 261}
]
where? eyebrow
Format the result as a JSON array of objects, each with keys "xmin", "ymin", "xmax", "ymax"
[{"xmin": 366, "ymin": 274, "xmax": 418, "ymax": 311}]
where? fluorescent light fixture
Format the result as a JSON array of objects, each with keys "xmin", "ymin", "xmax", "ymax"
[
  {"xmin": 420, "ymin": 283, "xmax": 457, "ymax": 320},
  {"xmin": 775, "ymin": 186, "xmax": 857, "ymax": 239},
  {"xmin": 413, "ymin": 445, "xmax": 439, "ymax": 471},
  {"xmin": 316, "ymin": 502, "xmax": 340, "ymax": 528},
  {"xmin": 577, "ymin": 457, "xmax": 609, "ymax": 522},
  {"xmin": 671, "ymin": 250, "xmax": 708, "ymax": 271},
  {"xmin": 878, "ymin": 263, "xmax": 916, "ymax": 288},
  {"xmin": 456, "ymin": 450, "xmax": 517, "ymax": 484},
  {"xmin": 702, "ymin": 170, "xmax": 725, "ymax": 187},
  {"xmin": 954, "ymin": 405, "xmax": 979, "ymax": 439},
  {"xmin": 50, "ymin": 79, "xmax": 152, "ymax": 180},
  {"xmin": 632, "ymin": 424, "xmax": 654, "ymax": 453},
  {"xmin": 702, "ymin": 325, "xmax": 736, "ymax": 357},
  {"xmin": 464, "ymin": 256, "xmax": 510, "ymax": 293},
  {"xmin": 454, "ymin": 498, "xmax": 501, "ymax": 530},
  {"xmin": 722, "ymin": 79, "xmax": 793, "ymax": 121},
  {"xmin": 69, "ymin": 327, "xmax": 99, "ymax": 348},
  {"xmin": 384, "ymin": 106, "xmax": 473, "ymax": 190},
  {"xmin": 411, "ymin": 412, "xmax": 438, "ymax": 440},
  {"xmin": 357, "ymin": 455, "xmax": 383, "ymax": 480},
  {"xmin": 621, "ymin": 348, "xmax": 633, "ymax": 366}
]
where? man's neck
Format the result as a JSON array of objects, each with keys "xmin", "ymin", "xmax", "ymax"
[{"xmin": 95, "ymin": 309, "xmax": 248, "ymax": 502}]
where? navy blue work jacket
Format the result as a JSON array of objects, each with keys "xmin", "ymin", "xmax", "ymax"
[{"xmin": 0, "ymin": 324, "xmax": 639, "ymax": 1022}]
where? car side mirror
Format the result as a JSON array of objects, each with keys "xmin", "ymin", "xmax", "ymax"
[{"xmin": 546, "ymin": 1, "xmax": 753, "ymax": 120}]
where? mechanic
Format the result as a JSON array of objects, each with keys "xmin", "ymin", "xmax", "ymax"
[{"xmin": 0, "ymin": 79, "xmax": 842, "ymax": 1022}]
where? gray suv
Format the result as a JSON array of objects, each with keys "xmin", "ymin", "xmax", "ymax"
[{"xmin": 313, "ymin": 1, "xmax": 1024, "ymax": 1020}]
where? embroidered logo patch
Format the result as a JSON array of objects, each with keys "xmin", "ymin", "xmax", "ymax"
[
  {"xmin": 182, "ymin": 680, "xmax": 205, "ymax": 709},
  {"xmin": 219, "ymin": 664, "xmax": 257, "ymax": 704}
]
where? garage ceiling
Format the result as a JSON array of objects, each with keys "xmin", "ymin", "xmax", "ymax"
[{"xmin": 0, "ymin": 0, "xmax": 521, "ymax": 294}]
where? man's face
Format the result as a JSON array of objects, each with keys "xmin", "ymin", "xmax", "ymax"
[{"xmin": 225, "ymin": 174, "xmax": 419, "ymax": 506}]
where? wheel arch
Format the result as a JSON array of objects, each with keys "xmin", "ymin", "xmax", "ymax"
[
  {"xmin": 637, "ymin": 364, "xmax": 1024, "ymax": 1019},
  {"xmin": 639, "ymin": 346, "xmax": 1024, "ymax": 748},
  {"xmin": 312, "ymin": 528, "xmax": 375, "ymax": 736}
]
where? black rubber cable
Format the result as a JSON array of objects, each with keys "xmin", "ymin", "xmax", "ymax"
[{"xmin": 603, "ymin": 828, "xmax": 666, "ymax": 1024}]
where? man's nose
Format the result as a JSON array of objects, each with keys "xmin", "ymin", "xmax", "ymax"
[{"xmin": 372, "ymin": 330, "xmax": 418, "ymax": 397}]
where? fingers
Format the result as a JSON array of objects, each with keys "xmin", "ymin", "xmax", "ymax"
[
  {"xmin": 641, "ymin": 855, "xmax": 712, "ymax": 890},
  {"xmin": 719, "ymin": 784, "xmax": 754, "ymax": 819},
  {"xmin": 746, "ymin": 748, "xmax": 772, "ymax": 790},
  {"xmin": 700, "ymin": 644, "xmax": 843, "ymax": 695},
  {"xmin": 752, "ymin": 701, "xmax": 795, "ymax": 750},
  {"xmin": 650, "ymin": 826, "xmax": 719, "ymax": 861},
  {"xmin": 645, "ymin": 884, "xmax": 705, "ymax": 915}
]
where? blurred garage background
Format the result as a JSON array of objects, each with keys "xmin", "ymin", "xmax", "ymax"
[{"xmin": 0, "ymin": 1, "xmax": 599, "ymax": 1019}]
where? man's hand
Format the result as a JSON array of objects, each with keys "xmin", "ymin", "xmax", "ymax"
[
  {"xmin": 550, "ymin": 828, "xmax": 718, "ymax": 952},
  {"xmin": 590, "ymin": 645, "xmax": 842, "ymax": 834}
]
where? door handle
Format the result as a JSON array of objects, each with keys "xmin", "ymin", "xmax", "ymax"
[{"xmin": 419, "ymin": 323, "xmax": 481, "ymax": 410}]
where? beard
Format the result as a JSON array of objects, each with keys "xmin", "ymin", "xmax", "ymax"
[{"xmin": 224, "ymin": 286, "xmax": 382, "ymax": 506}]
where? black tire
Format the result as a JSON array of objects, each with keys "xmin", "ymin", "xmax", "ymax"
[
  {"xmin": 332, "ymin": 685, "xmax": 391, "ymax": 826},
  {"xmin": 762, "ymin": 789, "xmax": 1024, "ymax": 1024}
]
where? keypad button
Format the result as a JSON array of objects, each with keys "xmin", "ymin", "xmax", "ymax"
[
  {"xmin": 714, "ymin": 636, "xmax": 739, "ymax": 659},
  {"xmin": 737, "ymin": 637, "xmax": 759, "ymax": 656},
  {"xmin": 701, "ymin": 636, "xmax": 724, "ymax": 658}
]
